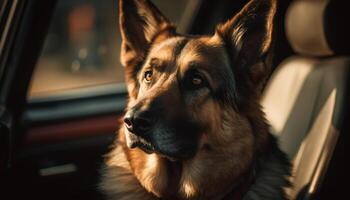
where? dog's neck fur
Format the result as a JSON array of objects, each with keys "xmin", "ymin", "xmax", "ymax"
[{"xmin": 101, "ymin": 146, "xmax": 250, "ymax": 200}]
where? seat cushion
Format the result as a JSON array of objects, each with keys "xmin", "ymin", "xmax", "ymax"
[{"xmin": 261, "ymin": 56, "xmax": 349, "ymax": 199}]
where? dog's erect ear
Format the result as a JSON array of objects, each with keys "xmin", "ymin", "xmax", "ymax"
[
  {"xmin": 216, "ymin": 0, "xmax": 276, "ymax": 93},
  {"xmin": 119, "ymin": 0, "xmax": 175, "ymax": 98},
  {"xmin": 119, "ymin": 0, "xmax": 175, "ymax": 67}
]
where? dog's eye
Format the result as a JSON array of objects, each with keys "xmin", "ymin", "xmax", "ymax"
[
  {"xmin": 192, "ymin": 76, "xmax": 203, "ymax": 86},
  {"xmin": 189, "ymin": 74, "xmax": 205, "ymax": 89},
  {"xmin": 144, "ymin": 70, "xmax": 153, "ymax": 83}
]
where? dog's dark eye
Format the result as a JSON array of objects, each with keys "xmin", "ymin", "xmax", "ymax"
[
  {"xmin": 144, "ymin": 70, "xmax": 153, "ymax": 83},
  {"xmin": 192, "ymin": 75, "xmax": 203, "ymax": 86},
  {"xmin": 188, "ymin": 73, "xmax": 206, "ymax": 89}
]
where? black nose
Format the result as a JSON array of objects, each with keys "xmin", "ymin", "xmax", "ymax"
[{"xmin": 124, "ymin": 110, "xmax": 153, "ymax": 135}]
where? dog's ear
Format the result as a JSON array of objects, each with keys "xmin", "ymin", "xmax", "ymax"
[
  {"xmin": 119, "ymin": 0, "xmax": 175, "ymax": 65},
  {"xmin": 216, "ymin": 0, "xmax": 276, "ymax": 95},
  {"xmin": 119, "ymin": 0, "xmax": 175, "ymax": 98}
]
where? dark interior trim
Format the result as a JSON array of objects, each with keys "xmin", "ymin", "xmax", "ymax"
[
  {"xmin": 28, "ymin": 83, "xmax": 127, "ymax": 105},
  {"xmin": 25, "ymin": 114, "xmax": 121, "ymax": 145},
  {"xmin": 24, "ymin": 93, "xmax": 127, "ymax": 125}
]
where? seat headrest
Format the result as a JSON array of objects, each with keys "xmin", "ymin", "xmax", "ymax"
[{"xmin": 285, "ymin": 0, "xmax": 350, "ymax": 57}]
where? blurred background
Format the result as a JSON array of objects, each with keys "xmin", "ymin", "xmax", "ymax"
[{"xmin": 29, "ymin": 0, "xmax": 191, "ymax": 98}]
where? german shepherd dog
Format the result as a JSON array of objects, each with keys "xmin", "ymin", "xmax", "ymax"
[{"xmin": 100, "ymin": 0, "xmax": 291, "ymax": 199}]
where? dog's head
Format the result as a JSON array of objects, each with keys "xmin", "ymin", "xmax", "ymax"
[
  {"xmin": 118, "ymin": 0, "xmax": 276, "ymax": 197},
  {"xmin": 120, "ymin": 0, "xmax": 275, "ymax": 159}
]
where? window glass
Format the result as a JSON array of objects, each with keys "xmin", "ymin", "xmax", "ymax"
[{"xmin": 28, "ymin": 0, "xmax": 197, "ymax": 98}]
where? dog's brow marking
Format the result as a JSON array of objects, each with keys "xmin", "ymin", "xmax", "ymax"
[
  {"xmin": 147, "ymin": 38, "xmax": 186, "ymax": 68},
  {"xmin": 173, "ymin": 38, "xmax": 189, "ymax": 59}
]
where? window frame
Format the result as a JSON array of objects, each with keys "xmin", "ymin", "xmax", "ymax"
[{"xmin": 0, "ymin": 0, "xmax": 57, "ymax": 172}]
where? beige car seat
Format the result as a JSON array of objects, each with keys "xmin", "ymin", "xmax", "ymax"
[{"xmin": 261, "ymin": 0, "xmax": 348, "ymax": 199}]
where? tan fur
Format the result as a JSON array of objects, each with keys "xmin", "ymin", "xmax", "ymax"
[
  {"xmin": 100, "ymin": 133, "xmax": 155, "ymax": 200},
  {"xmin": 179, "ymin": 109, "xmax": 254, "ymax": 199}
]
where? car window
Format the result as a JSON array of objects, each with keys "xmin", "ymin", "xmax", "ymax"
[{"xmin": 28, "ymin": 0, "xmax": 199, "ymax": 98}]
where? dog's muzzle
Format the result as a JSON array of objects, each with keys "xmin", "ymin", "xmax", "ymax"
[
  {"xmin": 123, "ymin": 107, "xmax": 199, "ymax": 160},
  {"xmin": 123, "ymin": 109, "xmax": 157, "ymax": 153}
]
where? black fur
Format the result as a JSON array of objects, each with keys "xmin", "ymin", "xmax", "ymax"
[{"xmin": 244, "ymin": 136, "xmax": 292, "ymax": 200}]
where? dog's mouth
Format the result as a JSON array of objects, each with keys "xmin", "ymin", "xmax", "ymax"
[
  {"xmin": 132, "ymin": 137, "xmax": 155, "ymax": 154},
  {"xmin": 135, "ymin": 142, "xmax": 156, "ymax": 154},
  {"xmin": 125, "ymin": 131, "xmax": 188, "ymax": 161},
  {"xmin": 126, "ymin": 132, "xmax": 155, "ymax": 153}
]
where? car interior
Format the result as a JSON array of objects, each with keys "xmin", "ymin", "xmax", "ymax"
[
  {"xmin": 0, "ymin": 0, "xmax": 347, "ymax": 199},
  {"xmin": 261, "ymin": 0, "xmax": 348, "ymax": 199}
]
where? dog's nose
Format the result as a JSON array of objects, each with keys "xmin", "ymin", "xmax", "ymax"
[{"xmin": 124, "ymin": 110, "xmax": 153, "ymax": 135}]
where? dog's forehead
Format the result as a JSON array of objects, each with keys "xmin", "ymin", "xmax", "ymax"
[
  {"xmin": 148, "ymin": 35, "xmax": 230, "ymax": 72},
  {"xmin": 178, "ymin": 36, "xmax": 230, "ymax": 71},
  {"xmin": 148, "ymin": 37, "xmax": 187, "ymax": 61}
]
